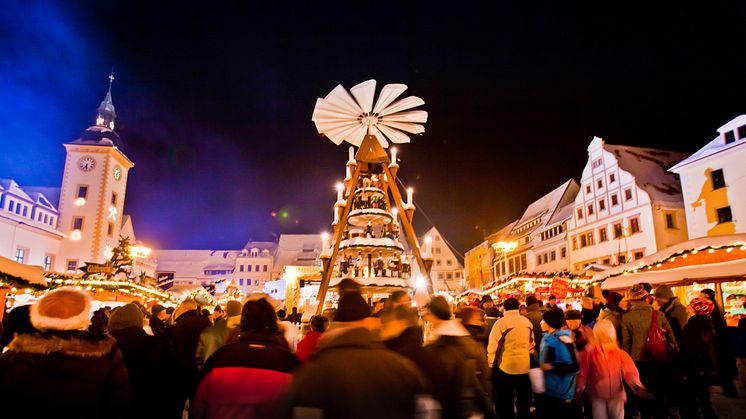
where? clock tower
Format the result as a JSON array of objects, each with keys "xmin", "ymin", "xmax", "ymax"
[{"xmin": 57, "ymin": 74, "xmax": 135, "ymax": 272}]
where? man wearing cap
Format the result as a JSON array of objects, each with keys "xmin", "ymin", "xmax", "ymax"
[
  {"xmin": 488, "ymin": 297, "xmax": 534, "ymax": 419},
  {"xmin": 654, "ymin": 285, "xmax": 688, "ymax": 344},
  {"xmin": 281, "ymin": 282, "xmax": 431, "ymax": 418},
  {"xmin": 149, "ymin": 304, "xmax": 169, "ymax": 338}
]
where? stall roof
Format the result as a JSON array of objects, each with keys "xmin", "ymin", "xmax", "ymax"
[{"xmin": 0, "ymin": 256, "xmax": 46, "ymax": 285}]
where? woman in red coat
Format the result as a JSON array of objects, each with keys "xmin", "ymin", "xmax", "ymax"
[{"xmin": 296, "ymin": 315, "xmax": 330, "ymax": 363}]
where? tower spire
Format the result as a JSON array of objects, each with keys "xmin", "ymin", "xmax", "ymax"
[{"xmin": 95, "ymin": 71, "xmax": 117, "ymax": 130}]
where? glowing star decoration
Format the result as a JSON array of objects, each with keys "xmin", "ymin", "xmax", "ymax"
[
  {"xmin": 96, "ymin": 116, "xmax": 105, "ymax": 126},
  {"xmin": 70, "ymin": 230, "xmax": 82, "ymax": 241},
  {"xmin": 109, "ymin": 205, "xmax": 118, "ymax": 220},
  {"xmin": 74, "ymin": 197, "xmax": 86, "ymax": 206},
  {"xmin": 103, "ymin": 245, "xmax": 114, "ymax": 260},
  {"xmin": 312, "ymin": 79, "xmax": 428, "ymax": 148}
]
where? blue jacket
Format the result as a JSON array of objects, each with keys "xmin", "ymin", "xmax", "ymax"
[{"xmin": 539, "ymin": 329, "xmax": 578, "ymax": 400}]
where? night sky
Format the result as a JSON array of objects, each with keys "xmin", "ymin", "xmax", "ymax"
[{"xmin": 2, "ymin": 1, "xmax": 745, "ymax": 255}]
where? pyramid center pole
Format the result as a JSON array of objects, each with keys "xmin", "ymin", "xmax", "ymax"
[
  {"xmin": 315, "ymin": 163, "xmax": 362, "ymax": 315},
  {"xmin": 382, "ymin": 164, "xmax": 434, "ymax": 294}
]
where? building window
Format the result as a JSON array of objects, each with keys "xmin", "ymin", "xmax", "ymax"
[
  {"xmin": 560, "ymin": 247, "xmax": 567, "ymax": 258},
  {"xmin": 436, "ymin": 260, "xmax": 442, "ymax": 266},
  {"xmin": 239, "ymin": 278, "xmax": 244, "ymax": 286},
  {"xmin": 247, "ymin": 265, "xmax": 252, "ymax": 272},
  {"xmin": 240, "ymin": 265, "xmax": 244, "ymax": 272},
  {"xmin": 611, "ymin": 194, "xmax": 619, "ymax": 206},
  {"xmin": 665, "ymin": 213, "xmax": 676, "ymax": 229},
  {"xmin": 613, "ymin": 222, "xmax": 623, "ymax": 239},
  {"xmin": 577, "ymin": 208, "xmax": 583, "ymax": 219},
  {"xmin": 572, "ymin": 236, "xmax": 578, "ymax": 250},
  {"xmin": 592, "ymin": 158, "xmax": 603, "ymax": 169},
  {"xmin": 43, "ymin": 255, "xmax": 54, "ymax": 271},
  {"xmin": 550, "ymin": 250, "xmax": 556, "ymax": 261},
  {"xmin": 602, "ymin": 258, "xmax": 611, "ymax": 265},
  {"xmin": 597, "ymin": 179, "xmax": 603, "ymax": 189},
  {"xmin": 725, "ymin": 130, "xmax": 736, "ymax": 144},
  {"xmin": 14, "ymin": 248, "xmax": 26, "ymax": 264},
  {"xmin": 630, "ymin": 217, "xmax": 641, "ymax": 234},
  {"xmin": 22, "ymin": 206, "xmax": 27, "ymax": 217},
  {"xmin": 447, "ymin": 273, "xmax": 453, "ymax": 280},
  {"xmin": 43, "ymin": 214, "xmax": 48, "ymax": 224},
  {"xmin": 76, "ymin": 185, "xmax": 88, "ymax": 198},
  {"xmin": 111, "ymin": 192, "xmax": 118, "ymax": 206},
  {"xmin": 609, "ymin": 173, "xmax": 616, "ymax": 183},
  {"xmin": 72, "ymin": 217, "xmax": 84, "ymax": 230},
  {"xmin": 446, "ymin": 259, "xmax": 452, "ymax": 266},
  {"xmin": 617, "ymin": 254, "xmax": 626, "ymax": 265},
  {"xmin": 738, "ymin": 125, "xmax": 746, "ymax": 140},
  {"xmin": 8, "ymin": 200, "xmax": 14, "ymax": 212},
  {"xmin": 435, "ymin": 247, "xmax": 442, "ymax": 254},
  {"xmin": 520, "ymin": 254, "xmax": 527, "ymax": 270},
  {"xmin": 107, "ymin": 222, "xmax": 114, "ymax": 237},
  {"xmin": 263, "ymin": 265, "xmax": 268, "ymax": 272},
  {"xmin": 580, "ymin": 234, "xmax": 588, "ymax": 248},
  {"xmin": 598, "ymin": 199, "xmax": 606, "ymax": 211},
  {"xmin": 634, "ymin": 251, "xmax": 644, "ymax": 260},
  {"xmin": 66, "ymin": 260, "xmax": 78, "ymax": 272},
  {"xmin": 587, "ymin": 204, "xmax": 594, "ymax": 216},
  {"xmin": 537, "ymin": 255, "xmax": 542, "ymax": 265},
  {"xmin": 599, "ymin": 227, "xmax": 608, "ymax": 242},
  {"xmin": 717, "ymin": 206, "xmax": 733, "ymax": 224},
  {"xmin": 455, "ymin": 272, "xmax": 461, "ymax": 278},
  {"xmin": 255, "ymin": 265, "xmax": 260, "ymax": 271},
  {"xmin": 711, "ymin": 169, "xmax": 725, "ymax": 190},
  {"xmin": 438, "ymin": 273, "xmax": 445, "ymax": 280},
  {"xmin": 585, "ymin": 185, "xmax": 591, "ymax": 194},
  {"xmin": 624, "ymin": 188, "xmax": 633, "ymax": 201}
]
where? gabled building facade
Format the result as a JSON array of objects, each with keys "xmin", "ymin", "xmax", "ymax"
[
  {"xmin": 464, "ymin": 240, "xmax": 491, "ymax": 288},
  {"xmin": 670, "ymin": 115, "xmax": 746, "ymax": 239},
  {"xmin": 419, "ymin": 227, "xmax": 465, "ymax": 293},
  {"xmin": 567, "ymin": 137, "xmax": 689, "ymax": 271}
]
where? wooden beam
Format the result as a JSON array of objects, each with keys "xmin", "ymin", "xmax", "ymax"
[
  {"xmin": 383, "ymin": 164, "xmax": 434, "ymax": 294},
  {"xmin": 315, "ymin": 163, "xmax": 363, "ymax": 314}
]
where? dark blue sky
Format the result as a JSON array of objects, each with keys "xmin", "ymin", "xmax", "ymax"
[{"xmin": 2, "ymin": 1, "xmax": 745, "ymax": 253}]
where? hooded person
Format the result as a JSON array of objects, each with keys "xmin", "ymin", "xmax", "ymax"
[
  {"xmin": 422, "ymin": 296, "xmax": 495, "ymax": 419},
  {"xmin": 195, "ymin": 299, "xmax": 243, "ymax": 370},
  {"xmin": 280, "ymin": 282, "xmax": 432, "ymax": 419},
  {"xmin": 598, "ymin": 291, "xmax": 624, "ymax": 343},
  {"xmin": 538, "ymin": 308, "xmax": 579, "ymax": 417},
  {"xmin": 193, "ymin": 298, "xmax": 300, "ymax": 419},
  {"xmin": 149, "ymin": 303, "xmax": 169, "ymax": 338},
  {"xmin": 0, "ymin": 287, "xmax": 132, "ymax": 418},
  {"xmin": 109, "ymin": 303, "xmax": 191, "ymax": 418}
]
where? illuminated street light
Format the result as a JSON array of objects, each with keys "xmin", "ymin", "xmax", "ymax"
[{"xmin": 129, "ymin": 246, "xmax": 152, "ymax": 258}]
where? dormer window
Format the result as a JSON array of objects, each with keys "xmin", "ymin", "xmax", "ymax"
[
  {"xmin": 725, "ymin": 130, "xmax": 736, "ymax": 144},
  {"xmin": 591, "ymin": 158, "xmax": 603, "ymax": 169},
  {"xmin": 739, "ymin": 125, "xmax": 746, "ymax": 140}
]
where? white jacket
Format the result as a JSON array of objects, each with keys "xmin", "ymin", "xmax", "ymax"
[{"xmin": 487, "ymin": 310, "xmax": 535, "ymax": 375}]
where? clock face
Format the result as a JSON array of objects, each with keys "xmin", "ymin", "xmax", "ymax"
[
  {"xmin": 113, "ymin": 165, "xmax": 122, "ymax": 181},
  {"xmin": 77, "ymin": 155, "xmax": 96, "ymax": 172}
]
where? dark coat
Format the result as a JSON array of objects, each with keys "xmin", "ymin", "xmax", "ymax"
[
  {"xmin": 0, "ymin": 331, "xmax": 132, "ymax": 419},
  {"xmin": 170, "ymin": 309, "xmax": 212, "ymax": 393},
  {"xmin": 110, "ymin": 326, "xmax": 191, "ymax": 419},
  {"xmin": 193, "ymin": 333, "xmax": 300, "ymax": 419},
  {"xmin": 524, "ymin": 303, "xmax": 544, "ymax": 350},
  {"xmin": 149, "ymin": 316, "xmax": 168, "ymax": 338},
  {"xmin": 622, "ymin": 300, "xmax": 677, "ymax": 361},
  {"xmin": 660, "ymin": 297, "xmax": 688, "ymax": 344},
  {"xmin": 384, "ymin": 325, "xmax": 426, "ymax": 365},
  {"xmin": 280, "ymin": 326, "xmax": 430, "ymax": 419},
  {"xmin": 195, "ymin": 317, "xmax": 232, "ymax": 370}
]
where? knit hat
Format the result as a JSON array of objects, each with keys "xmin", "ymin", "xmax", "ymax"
[
  {"xmin": 653, "ymin": 285, "xmax": 674, "ymax": 299},
  {"xmin": 151, "ymin": 304, "xmax": 167, "ymax": 317},
  {"xmin": 334, "ymin": 291, "xmax": 371, "ymax": 322},
  {"xmin": 30, "ymin": 287, "xmax": 92, "ymax": 331},
  {"xmin": 426, "ymin": 296, "xmax": 452, "ymax": 321},
  {"xmin": 108, "ymin": 303, "xmax": 144, "ymax": 331},
  {"xmin": 225, "ymin": 300, "xmax": 242, "ymax": 317},
  {"xmin": 565, "ymin": 309, "xmax": 583, "ymax": 320},
  {"xmin": 689, "ymin": 297, "xmax": 715, "ymax": 316},
  {"xmin": 525, "ymin": 295, "xmax": 539, "ymax": 306},
  {"xmin": 627, "ymin": 284, "xmax": 649, "ymax": 301},
  {"xmin": 542, "ymin": 308, "xmax": 566, "ymax": 330}
]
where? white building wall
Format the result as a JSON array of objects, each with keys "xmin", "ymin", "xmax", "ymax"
[
  {"xmin": 234, "ymin": 253, "xmax": 273, "ymax": 293},
  {"xmin": 0, "ymin": 218, "xmax": 62, "ymax": 269}
]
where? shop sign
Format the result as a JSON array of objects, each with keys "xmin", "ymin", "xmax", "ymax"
[{"xmin": 550, "ymin": 277, "xmax": 569, "ymax": 299}]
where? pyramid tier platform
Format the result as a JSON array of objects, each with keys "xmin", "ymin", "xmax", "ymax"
[
  {"xmin": 354, "ymin": 186, "xmax": 386, "ymax": 197},
  {"xmin": 338, "ymin": 236, "xmax": 404, "ymax": 255},
  {"xmin": 347, "ymin": 208, "xmax": 393, "ymax": 227},
  {"xmin": 330, "ymin": 276, "xmax": 409, "ymax": 289}
]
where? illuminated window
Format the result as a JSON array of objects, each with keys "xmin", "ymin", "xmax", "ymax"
[
  {"xmin": 599, "ymin": 227, "xmax": 608, "ymax": 242},
  {"xmin": 613, "ymin": 223, "xmax": 623, "ymax": 238},
  {"xmin": 14, "ymin": 248, "xmax": 26, "ymax": 263}
]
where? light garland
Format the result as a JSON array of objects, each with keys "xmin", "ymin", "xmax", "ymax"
[{"xmin": 45, "ymin": 277, "xmax": 173, "ymax": 303}]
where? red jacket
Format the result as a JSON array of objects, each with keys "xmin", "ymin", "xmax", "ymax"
[
  {"xmin": 296, "ymin": 331, "xmax": 323, "ymax": 363},
  {"xmin": 577, "ymin": 344, "xmax": 643, "ymax": 401},
  {"xmin": 193, "ymin": 333, "xmax": 300, "ymax": 419}
]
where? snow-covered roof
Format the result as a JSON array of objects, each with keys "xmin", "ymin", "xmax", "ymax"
[
  {"xmin": 670, "ymin": 115, "xmax": 746, "ymax": 171},
  {"xmin": 547, "ymin": 203, "xmax": 573, "ymax": 227},
  {"xmin": 0, "ymin": 178, "xmax": 34, "ymax": 203},
  {"xmin": 273, "ymin": 234, "xmax": 322, "ymax": 271},
  {"xmin": 603, "ymin": 144, "xmax": 688, "ymax": 204},
  {"xmin": 23, "ymin": 186, "xmax": 61, "ymax": 209},
  {"xmin": 240, "ymin": 241, "xmax": 278, "ymax": 255},
  {"xmin": 507, "ymin": 179, "xmax": 578, "ymax": 239},
  {"xmin": 154, "ymin": 249, "xmax": 241, "ymax": 279}
]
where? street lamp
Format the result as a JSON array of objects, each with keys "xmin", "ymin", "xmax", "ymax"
[{"xmin": 492, "ymin": 241, "xmax": 518, "ymax": 279}]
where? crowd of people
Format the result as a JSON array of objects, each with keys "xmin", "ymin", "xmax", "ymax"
[{"xmin": 0, "ymin": 280, "xmax": 743, "ymax": 419}]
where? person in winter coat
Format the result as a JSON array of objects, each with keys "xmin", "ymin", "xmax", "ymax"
[
  {"xmin": 621, "ymin": 284, "xmax": 677, "ymax": 419},
  {"xmin": 488, "ymin": 297, "xmax": 535, "ymax": 419},
  {"xmin": 0, "ymin": 287, "xmax": 132, "ymax": 419},
  {"xmin": 577, "ymin": 320, "xmax": 645, "ymax": 419},
  {"xmin": 295, "ymin": 314, "xmax": 329, "ymax": 363},
  {"xmin": 653, "ymin": 285, "xmax": 688, "ymax": 343},
  {"xmin": 456, "ymin": 306, "xmax": 488, "ymax": 345},
  {"xmin": 680, "ymin": 313, "xmax": 718, "ymax": 419},
  {"xmin": 700, "ymin": 288, "xmax": 739, "ymax": 398},
  {"xmin": 524, "ymin": 295, "xmax": 545, "ymax": 350},
  {"xmin": 539, "ymin": 308, "xmax": 579, "ymax": 418},
  {"xmin": 280, "ymin": 284, "xmax": 431, "ymax": 419},
  {"xmin": 149, "ymin": 304, "xmax": 170, "ymax": 338},
  {"xmin": 0, "ymin": 304, "xmax": 37, "ymax": 349},
  {"xmin": 193, "ymin": 298, "xmax": 301, "ymax": 419},
  {"xmin": 195, "ymin": 300, "xmax": 242, "ymax": 370},
  {"xmin": 565, "ymin": 310, "xmax": 592, "ymax": 352},
  {"xmin": 598, "ymin": 291, "xmax": 624, "ymax": 344},
  {"xmin": 109, "ymin": 303, "xmax": 191, "ymax": 419},
  {"xmin": 170, "ymin": 299, "xmax": 213, "ymax": 395},
  {"xmin": 422, "ymin": 296, "xmax": 495, "ymax": 419},
  {"xmin": 381, "ymin": 305, "xmax": 427, "ymax": 368}
]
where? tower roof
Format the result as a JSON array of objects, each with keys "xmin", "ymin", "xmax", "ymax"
[
  {"xmin": 69, "ymin": 73, "xmax": 122, "ymax": 147},
  {"xmin": 96, "ymin": 72, "xmax": 117, "ymax": 127}
]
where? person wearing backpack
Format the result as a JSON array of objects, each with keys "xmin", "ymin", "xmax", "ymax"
[
  {"xmin": 621, "ymin": 284, "xmax": 677, "ymax": 419},
  {"xmin": 538, "ymin": 308, "xmax": 580, "ymax": 419}
]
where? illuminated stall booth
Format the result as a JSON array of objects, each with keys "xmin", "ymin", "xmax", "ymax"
[
  {"xmin": 478, "ymin": 273, "xmax": 591, "ymax": 309},
  {"xmin": 596, "ymin": 233, "xmax": 746, "ymax": 325}
]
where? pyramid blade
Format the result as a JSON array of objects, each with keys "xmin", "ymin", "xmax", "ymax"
[
  {"xmin": 312, "ymin": 98, "xmax": 360, "ymax": 120},
  {"xmin": 379, "ymin": 96, "xmax": 425, "ymax": 116},
  {"xmin": 369, "ymin": 126, "xmax": 389, "ymax": 148},
  {"xmin": 372, "ymin": 84, "xmax": 407, "ymax": 114},
  {"xmin": 323, "ymin": 122, "xmax": 363, "ymax": 145},
  {"xmin": 347, "ymin": 125, "xmax": 368, "ymax": 147},
  {"xmin": 380, "ymin": 121, "xmax": 425, "ymax": 134},
  {"xmin": 379, "ymin": 110, "xmax": 428, "ymax": 123},
  {"xmin": 314, "ymin": 119, "xmax": 358, "ymax": 134},
  {"xmin": 377, "ymin": 124, "xmax": 411, "ymax": 144},
  {"xmin": 350, "ymin": 80, "xmax": 376, "ymax": 113},
  {"xmin": 324, "ymin": 85, "xmax": 363, "ymax": 115}
]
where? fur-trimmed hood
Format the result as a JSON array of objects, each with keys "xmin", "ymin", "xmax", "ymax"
[
  {"xmin": 30, "ymin": 286, "xmax": 92, "ymax": 331},
  {"xmin": 8, "ymin": 331, "xmax": 117, "ymax": 358}
]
